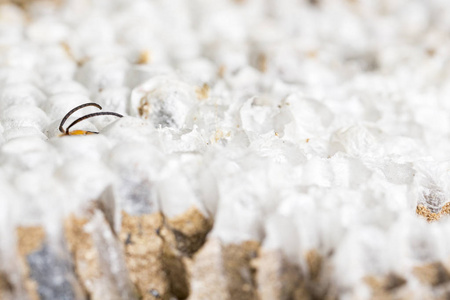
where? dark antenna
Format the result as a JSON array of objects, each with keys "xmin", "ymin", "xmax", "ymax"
[
  {"xmin": 65, "ymin": 112, "xmax": 123, "ymax": 134},
  {"xmin": 59, "ymin": 103, "xmax": 102, "ymax": 134}
]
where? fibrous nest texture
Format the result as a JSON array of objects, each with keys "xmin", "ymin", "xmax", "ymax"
[{"xmin": 2, "ymin": 0, "xmax": 450, "ymax": 300}]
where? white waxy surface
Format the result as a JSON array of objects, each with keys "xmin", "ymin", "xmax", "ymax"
[
  {"xmin": 0, "ymin": 83, "xmax": 46, "ymax": 110},
  {"xmin": 129, "ymin": 75, "xmax": 197, "ymax": 128},
  {"xmin": 1, "ymin": 105, "xmax": 49, "ymax": 131},
  {"xmin": 1, "ymin": 0, "xmax": 450, "ymax": 297}
]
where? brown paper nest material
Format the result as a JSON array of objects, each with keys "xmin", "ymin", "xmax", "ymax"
[
  {"xmin": 0, "ymin": 0, "xmax": 61, "ymax": 9},
  {"xmin": 64, "ymin": 210, "xmax": 137, "ymax": 300},
  {"xmin": 64, "ymin": 217, "xmax": 103, "ymax": 298},
  {"xmin": 413, "ymin": 262, "xmax": 450, "ymax": 287},
  {"xmin": 119, "ymin": 211, "xmax": 191, "ymax": 300},
  {"xmin": 120, "ymin": 211, "xmax": 170, "ymax": 300},
  {"xmin": 364, "ymin": 273, "xmax": 409, "ymax": 300},
  {"xmin": 253, "ymin": 249, "xmax": 308, "ymax": 300},
  {"xmin": 16, "ymin": 226, "xmax": 85, "ymax": 300},
  {"xmin": 188, "ymin": 241, "xmax": 331, "ymax": 300},
  {"xmin": 164, "ymin": 206, "xmax": 213, "ymax": 257},
  {"xmin": 416, "ymin": 203, "xmax": 450, "ymax": 222},
  {"xmin": 0, "ymin": 271, "xmax": 14, "ymax": 300},
  {"xmin": 364, "ymin": 262, "xmax": 450, "ymax": 299},
  {"xmin": 12, "ymin": 204, "xmax": 450, "ymax": 300},
  {"xmin": 0, "ymin": 0, "xmax": 59, "ymax": 5},
  {"xmin": 188, "ymin": 238, "xmax": 260, "ymax": 300},
  {"xmin": 16, "ymin": 226, "xmax": 47, "ymax": 300},
  {"xmin": 63, "ymin": 204, "xmax": 212, "ymax": 300}
]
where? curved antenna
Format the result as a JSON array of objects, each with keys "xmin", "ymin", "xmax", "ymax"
[
  {"xmin": 59, "ymin": 103, "xmax": 102, "ymax": 134},
  {"xmin": 66, "ymin": 112, "xmax": 123, "ymax": 134}
]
